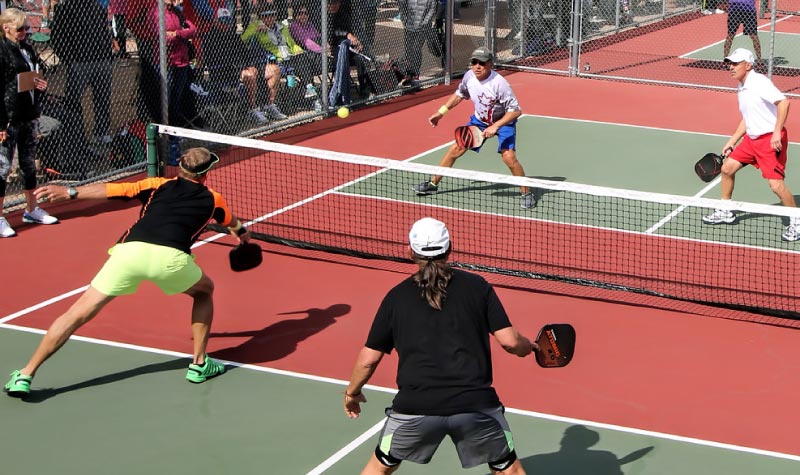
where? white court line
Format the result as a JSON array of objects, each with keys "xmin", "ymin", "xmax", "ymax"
[
  {"xmin": 1, "ymin": 322, "xmax": 798, "ymax": 464},
  {"xmin": 305, "ymin": 418, "xmax": 386, "ymax": 475},
  {"xmin": 645, "ymin": 175, "xmax": 722, "ymax": 234}
]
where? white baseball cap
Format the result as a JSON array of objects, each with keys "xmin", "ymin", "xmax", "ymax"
[
  {"xmin": 409, "ymin": 218, "xmax": 450, "ymax": 257},
  {"xmin": 724, "ymin": 48, "xmax": 755, "ymax": 64}
]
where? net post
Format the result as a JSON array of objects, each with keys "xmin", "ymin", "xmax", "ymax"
[{"xmin": 146, "ymin": 123, "xmax": 162, "ymax": 177}]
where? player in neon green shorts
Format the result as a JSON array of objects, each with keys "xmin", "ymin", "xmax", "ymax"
[{"xmin": 4, "ymin": 148, "xmax": 252, "ymax": 397}]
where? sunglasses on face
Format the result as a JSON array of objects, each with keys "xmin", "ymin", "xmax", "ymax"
[{"xmin": 470, "ymin": 59, "xmax": 488, "ymax": 66}]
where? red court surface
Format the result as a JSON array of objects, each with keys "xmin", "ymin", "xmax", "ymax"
[{"xmin": 3, "ymin": 74, "xmax": 800, "ymax": 457}]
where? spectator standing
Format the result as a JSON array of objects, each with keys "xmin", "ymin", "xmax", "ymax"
[
  {"xmin": 0, "ymin": 8, "xmax": 57, "ymax": 238},
  {"xmin": 109, "ymin": 0, "xmax": 129, "ymax": 58},
  {"xmin": 146, "ymin": 0, "xmax": 198, "ymax": 126},
  {"xmin": 51, "ymin": 0, "xmax": 114, "ymax": 147},
  {"xmin": 398, "ymin": 0, "xmax": 438, "ymax": 86}
]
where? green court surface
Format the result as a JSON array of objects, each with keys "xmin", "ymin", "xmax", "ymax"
[
  {"xmin": 1, "ymin": 328, "xmax": 796, "ymax": 475},
  {"xmin": 684, "ymin": 31, "xmax": 800, "ymax": 66},
  {"xmin": 343, "ymin": 115, "xmax": 800, "ymax": 249}
]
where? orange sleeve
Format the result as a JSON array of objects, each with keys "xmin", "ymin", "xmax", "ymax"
[
  {"xmin": 106, "ymin": 177, "xmax": 170, "ymax": 198},
  {"xmin": 211, "ymin": 190, "xmax": 235, "ymax": 227}
]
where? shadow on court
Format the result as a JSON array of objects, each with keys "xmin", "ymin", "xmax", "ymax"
[
  {"xmin": 515, "ymin": 425, "xmax": 654, "ymax": 475},
  {"xmin": 21, "ymin": 357, "xmax": 189, "ymax": 403},
  {"xmin": 210, "ymin": 303, "xmax": 351, "ymax": 364},
  {"xmin": 432, "ymin": 176, "xmax": 566, "ymax": 198}
]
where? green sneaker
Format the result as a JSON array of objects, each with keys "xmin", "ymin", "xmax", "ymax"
[
  {"xmin": 186, "ymin": 357, "xmax": 226, "ymax": 383},
  {"xmin": 4, "ymin": 370, "xmax": 32, "ymax": 397}
]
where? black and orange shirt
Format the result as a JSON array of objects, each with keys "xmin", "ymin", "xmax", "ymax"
[{"xmin": 106, "ymin": 177, "xmax": 235, "ymax": 254}]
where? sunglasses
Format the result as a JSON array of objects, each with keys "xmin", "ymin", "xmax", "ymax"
[
  {"xmin": 470, "ymin": 59, "xmax": 488, "ymax": 66},
  {"xmin": 16, "ymin": 25, "xmax": 31, "ymax": 32}
]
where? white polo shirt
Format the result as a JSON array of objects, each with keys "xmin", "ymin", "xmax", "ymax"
[{"xmin": 737, "ymin": 70, "xmax": 786, "ymax": 138}]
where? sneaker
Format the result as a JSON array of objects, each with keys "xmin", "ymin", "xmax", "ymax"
[
  {"xmin": 263, "ymin": 103, "xmax": 287, "ymax": 120},
  {"xmin": 4, "ymin": 370, "xmax": 32, "ymax": 397},
  {"xmin": 702, "ymin": 209, "xmax": 736, "ymax": 225},
  {"xmin": 520, "ymin": 191, "xmax": 536, "ymax": 209},
  {"xmin": 0, "ymin": 217, "xmax": 16, "ymax": 237},
  {"xmin": 249, "ymin": 108, "xmax": 268, "ymax": 124},
  {"xmin": 782, "ymin": 224, "xmax": 800, "ymax": 242},
  {"xmin": 701, "ymin": 9, "xmax": 713, "ymax": 14},
  {"xmin": 23, "ymin": 207, "xmax": 58, "ymax": 225},
  {"xmin": 186, "ymin": 356, "xmax": 226, "ymax": 383},
  {"xmin": 715, "ymin": 8, "xmax": 725, "ymax": 13},
  {"xmin": 189, "ymin": 82, "xmax": 209, "ymax": 97},
  {"xmin": 413, "ymin": 181, "xmax": 438, "ymax": 195}
]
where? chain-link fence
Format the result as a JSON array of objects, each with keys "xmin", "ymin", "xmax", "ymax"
[
  {"xmin": 5, "ymin": 0, "xmax": 795, "ymax": 211},
  {"xmin": 494, "ymin": 0, "xmax": 800, "ymax": 93},
  {"xmin": 2, "ymin": 0, "xmax": 478, "ymax": 210}
]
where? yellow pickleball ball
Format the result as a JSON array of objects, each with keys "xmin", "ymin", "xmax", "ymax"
[{"xmin": 337, "ymin": 107, "xmax": 350, "ymax": 119}]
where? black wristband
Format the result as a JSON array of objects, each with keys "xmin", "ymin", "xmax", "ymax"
[{"xmin": 236, "ymin": 226, "xmax": 247, "ymax": 237}]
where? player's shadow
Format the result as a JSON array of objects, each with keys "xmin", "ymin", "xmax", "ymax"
[
  {"xmin": 728, "ymin": 197, "xmax": 800, "ymax": 227},
  {"xmin": 20, "ymin": 357, "xmax": 189, "ymax": 403},
  {"xmin": 429, "ymin": 176, "xmax": 566, "ymax": 199},
  {"xmin": 210, "ymin": 303, "xmax": 351, "ymax": 364},
  {"xmin": 515, "ymin": 425, "xmax": 654, "ymax": 475}
]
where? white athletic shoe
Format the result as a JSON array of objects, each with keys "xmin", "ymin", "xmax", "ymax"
[
  {"xmin": 22, "ymin": 207, "xmax": 58, "ymax": 225},
  {"xmin": 0, "ymin": 217, "xmax": 16, "ymax": 237},
  {"xmin": 702, "ymin": 209, "xmax": 736, "ymax": 225}
]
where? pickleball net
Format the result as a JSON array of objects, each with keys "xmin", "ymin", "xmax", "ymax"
[{"xmin": 156, "ymin": 125, "xmax": 800, "ymax": 326}]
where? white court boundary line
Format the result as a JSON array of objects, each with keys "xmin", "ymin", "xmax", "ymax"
[{"xmin": 1, "ymin": 322, "xmax": 798, "ymax": 466}]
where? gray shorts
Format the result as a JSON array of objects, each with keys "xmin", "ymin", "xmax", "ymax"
[{"xmin": 376, "ymin": 406, "xmax": 515, "ymax": 469}]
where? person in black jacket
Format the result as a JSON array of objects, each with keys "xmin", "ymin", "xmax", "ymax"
[
  {"xmin": 51, "ymin": 0, "xmax": 114, "ymax": 146},
  {"xmin": 0, "ymin": 8, "xmax": 57, "ymax": 238}
]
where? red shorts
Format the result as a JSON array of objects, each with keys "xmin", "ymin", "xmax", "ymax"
[{"xmin": 729, "ymin": 128, "xmax": 788, "ymax": 180}]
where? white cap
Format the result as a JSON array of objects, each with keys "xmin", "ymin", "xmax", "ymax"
[
  {"xmin": 409, "ymin": 218, "xmax": 450, "ymax": 257},
  {"xmin": 724, "ymin": 48, "xmax": 755, "ymax": 64}
]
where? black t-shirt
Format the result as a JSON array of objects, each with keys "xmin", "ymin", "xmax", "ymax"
[{"xmin": 365, "ymin": 269, "xmax": 512, "ymax": 415}]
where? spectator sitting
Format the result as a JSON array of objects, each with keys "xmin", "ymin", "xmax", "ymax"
[
  {"xmin": 241, "ymin": 9, "xmax": 302, "ymax": 120},
  {"xmin": 327, "ymin": 0, "xmax": 368, "ymax": 106},
  {"xmin": 199, "ymin": 7, "xmax": 267, "ymax": 124},
  {"xmin": 287, "ymin": 2, "xmax": 323, "ymax": 81}
]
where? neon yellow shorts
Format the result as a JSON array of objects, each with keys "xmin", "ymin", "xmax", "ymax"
[{"xmin": 91, "ymin": 242, "xmax": 202, "ymax": 297}]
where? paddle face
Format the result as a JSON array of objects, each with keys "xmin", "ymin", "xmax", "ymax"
[
  {"xmin": 454, "ymin": 125, "xmax": 484, "ymax": 149},
  {"xmin": 695, "ymin": 153, "xmax": 724, "ymax": 182},
  {"xmin": 534, "ymin": 323, "xmax": 576, "ymax": 368},
  {"xmin": 229, "ymin": 241, "xmax": 263, "ymax": 272}
]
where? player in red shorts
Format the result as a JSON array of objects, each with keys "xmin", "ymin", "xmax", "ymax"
[{"xmin": 703, "ymin": 48, "xmax": 800, "ymax": 242}]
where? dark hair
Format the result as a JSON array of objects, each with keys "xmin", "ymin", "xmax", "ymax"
[{"xmin": 411, "ymin": 249, "xmax": 453, "ymax": 311}]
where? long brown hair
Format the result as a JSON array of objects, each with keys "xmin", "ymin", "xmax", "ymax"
[{"xmin": 411, "ymin": 249, "xmax": 453, "ymax": 310}]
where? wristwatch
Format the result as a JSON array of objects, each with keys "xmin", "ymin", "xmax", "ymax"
[{"xmin": 67, "ymin": 187, "xmax": 78, "ymax": 200}]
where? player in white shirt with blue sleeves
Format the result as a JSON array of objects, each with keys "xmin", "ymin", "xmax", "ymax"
[{"xmin": 413, "ymin": 47, "xmax": 536, "ymax": 210}]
